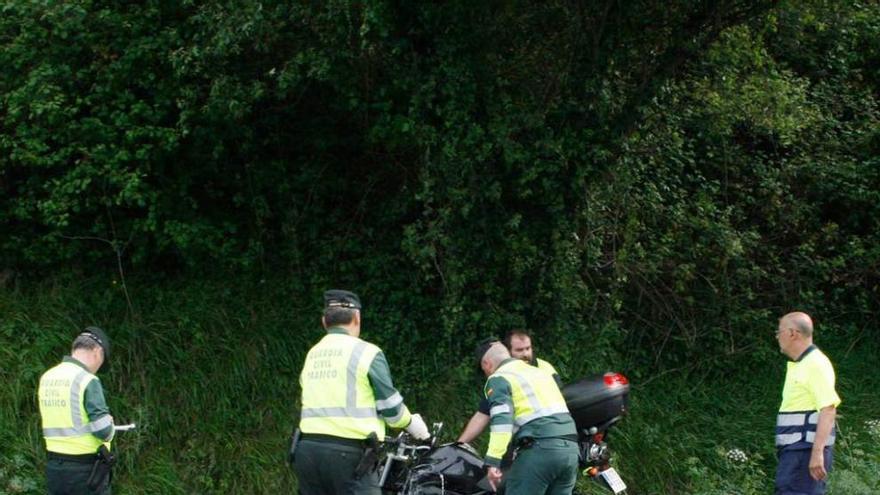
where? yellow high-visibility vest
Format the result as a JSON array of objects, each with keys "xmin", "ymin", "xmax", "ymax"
[
  {"xmin": 492, "ymin": 359, "xmax": 569, "ymax": 428},
  {"xmin": 299, "ymin": 332, "xmax": 387, "ymax": 440},
  {"xmin": 39, "ymin": 362, "xmax": 112, "ymax": 455},
  {"xmin": 535, "ymin": 358, "xmax": 558, "ymax": 376}
]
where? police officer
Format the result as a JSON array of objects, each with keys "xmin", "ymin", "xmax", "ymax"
[
  {"xmin": 38, "ymin": 327, "xmax": 115, "ymax": 495},
  {"xmin": 774, "ymin": 312, "xmax": 841, "ymax": 495},
  {"xmin": 458, "ymin": 330, "xmax": 563, "ymax": 444},
  {"xmin": 293, "ymin": 290, "xmax": 430, "ymax": 495},
  {"xmin": 476, "ymin": 341, "xmax": 578, "ymax": 494}
]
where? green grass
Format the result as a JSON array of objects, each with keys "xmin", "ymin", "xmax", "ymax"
[{"xmin": 1, "ymin": 278, "xmax": 878, "ymax": 494}]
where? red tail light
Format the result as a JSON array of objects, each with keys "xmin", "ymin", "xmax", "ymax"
[
  {"xmin": 592, "ymin": 432, "xmax": 604, "ymax": 443},
  {"xmin": 603, "ymin": 372, "xmax": 629, "ymax": 387}
]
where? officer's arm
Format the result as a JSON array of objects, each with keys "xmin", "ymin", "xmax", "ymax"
[
  {"xmin": 807, "ymin": 357, "xmax": 841, "ymax": 480},
  {"xmin": 813, "ymin": 405, "xmax": 836, "ymax": 452},
  {"xmin": 367, "ymin": 351, "xmax": 413, "ymax": 429},
  {"xmin": 83, "ymin": 379, "xmax": 114, "ymax": 442},
  {"xmin": 457, "ymin": 411, "xmax": 489, "ymax": 443},
  {"xmin": 552, "ymin": 373, "xmax": 564, "ymax": 389},
  {"xmin": 809, "ymin": 405, "xmax": 836, "ymax": 480},
  {"xmin": 458, "ymin": 397, "xmax": 491, "ymax": 443},
  {"xmin": 484, "ymin": 376, "xmax": 514, "ymax": 468}
]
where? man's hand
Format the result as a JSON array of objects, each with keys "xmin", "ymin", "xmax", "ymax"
[
  {"xmin": 809, "ymin": 449, "xmax": 827, "ymax": 481},
  {"xmin": 487, "ymin": 466, "xmax": 503, "ymax": 491}
]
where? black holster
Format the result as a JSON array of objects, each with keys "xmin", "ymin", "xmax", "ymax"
[
  {"xmin": 353, "ymin": 432, "xmax": 379, "ymax": 479},
  {"xmin": 513, "ymin": 436, "xmax": 535, "ymax": 459},
  {"xmin": 87, "ymin": 445, "xmax": 115, "ymax": 491},
  {"xmin": 288, "ymin": 428, "xmax": 302, "ymax": 465}
]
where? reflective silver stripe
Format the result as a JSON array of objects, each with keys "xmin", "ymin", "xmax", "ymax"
[
  {"xmin": 69, "ymin": 370, "xmax": 90, "ymax": 428},
  {"xmin": 83, "ymin": 414, "xmax": 113, "ymax": 433},
  {"xmin": 775, "ymin": 432, "xmax": 803, "ymax": 446},
  {"xmin": 43, "ymin": 427, "xmax": 80, "ymax": 437},
  {"xmin": 346, "ymin": 342, "xmax": 368, "ymax": 409},
  {"xmin": 497, "ymin": 369, "xmax": 568, "ymax": 426},
  {"xmin": 497, "ymin": 371, "xmax": 543, "ymax": 414},
  {"xmin": 300, "ymin": 340, "xmax": 380, "ymax": 421},
  {"xmin": 808, "ymin": 412, "xmax": 819, "ymax": 424},
  {"xmin": 375, "ymin": 392, "xmax": 403, "ymax": 411},
  {"xmin": 41, "ymin": 415, "xmax": 114, "ymax": 438},
  {"xmin": 490, "ymin": 424, "xmax": 513, "ymax": 433},
  {"xmin": 776, "ymin": 413, "xmax": 806, "ymax": 427},
  {"xmin": 83, "ymin": 415, "xmax": 113, "ymax": 433},
  {"xmin": 384, "ymin": 406, "xmax": 408, "ymax": 426},
  {"xmin": 490, "ymin": 404, "xmax": 511, "ymax": 417},
  {"xmin": 515, "ymin": 404, "xmax": 570, "ymax": 426},
  {"xmin": 301, "ymin": 407, "xmax": 378, "ymax": 419},
  {"xmin": 805, "ymin": 431, "xmax": 835, "ymax": 446}
]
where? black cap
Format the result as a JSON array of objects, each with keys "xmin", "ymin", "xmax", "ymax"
[
  {"xmin": 324, "ymin": 290, "xmax": 362, "ymax": 310},
  {"xmin": 474, "ymin": 337, "xmax": 500, "ymax": 366},
  {"xmin": 79, "ymin": 326, "xmax": 111, "ymax": 361}
]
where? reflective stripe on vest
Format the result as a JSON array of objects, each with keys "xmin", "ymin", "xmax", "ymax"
[
  {"xmin": 39, "ymin": 362, "xmax": 107, "ymax": 454},
  {"xmin": 375, "ymin": 391, "xmax": 403, "ymax": 411},
  {"xmin": 43, "ymin": 415, "xmax": 113, "ymax": 437},
  {"xmin": 492, "ymin": 361, "xmax": 570, "ymax": 428},
  {"xmin": 775, "ymin": 410, "xmax": 836, "ymax": 448},
  {"xmin": 299, "ymin": 334, "xmax": 385, "ymax": 440}
]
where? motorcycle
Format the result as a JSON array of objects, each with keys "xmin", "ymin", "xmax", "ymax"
[
  {"xmin": 376, "ymin": 372, "xmax": 631, "ymax": 495},
  {"xmin": 377, "ymin": 422, "xmax": 494, "ymax": 494}
]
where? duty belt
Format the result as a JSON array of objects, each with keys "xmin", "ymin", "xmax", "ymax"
[
  {"xmin": 300, "ymin": 433, "xmax": 368, "ymax": 449},
  {"xmin": 47, "ymin": 452, "xmax": 99, "ymax": 464},
  {"xmin": 515, "ymin": 434, "xmax": 579, "ymax": 449}
]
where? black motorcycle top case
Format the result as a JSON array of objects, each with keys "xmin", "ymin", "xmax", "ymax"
[{"xmin": 561, "ymin": 373, "xmax": 630, "ymax": 432}]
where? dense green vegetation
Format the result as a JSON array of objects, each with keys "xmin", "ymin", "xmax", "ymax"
[{"xmin": 1, "ymin": 0, "xmax": 878, "ymax": 493}]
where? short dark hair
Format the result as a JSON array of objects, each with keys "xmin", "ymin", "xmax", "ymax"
[
  {"xmin": 71, "ymin": 334, "xmax": 101, "ymax": 353},
  {"xmin": 324, "ymin": 307, "xmax": 357, "ymax": 327},
  {"xmin": 503, "ymin": 329, "xmax": 531, "ymax": 349}
]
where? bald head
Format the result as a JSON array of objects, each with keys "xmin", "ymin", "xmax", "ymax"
[
  {"xmin": 780, "ymin": 312, "xmax": 813, "ymax": 338},
  {"xmin": 776, "ymin": 311, "xmax": 815, "ymax": 360},
  {"xmin": 481, "ymin": 342, "xmax": 511, "ymax": 376}
]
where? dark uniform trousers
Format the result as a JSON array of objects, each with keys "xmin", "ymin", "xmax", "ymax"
[
  {"xmin": 293, "ymin": 439, "xmax": 380, "ymax": 495},
  {"xmin": 46, "ymin": 458, "xmax": 110, "ymax": 495},
  {"xmin": 504, "ymin": 438, "xmax": 579, "ymax": 495},
  {"xmin": 775, "ymin": 447, "xmax": 833, "ymax": 495}
]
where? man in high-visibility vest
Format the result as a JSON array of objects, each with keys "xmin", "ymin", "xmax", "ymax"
[
  {"xmin": 292, "ymin": 290, "xmax": 430, "ymax": 494},
  {"xmin": 38, "ymin": 327, "xmax": 115, "ymax": 495},
  {"xmin": 458, "ymin": 330, "xmax": 562, "ymax": 444},
  {"xmin": 505, "ymin": 329, "xmax": 563, "ymax": 387},
  {"xmin": 476, "ymin": 340, "xmax": 578, "ymax": 494},
  {"xmin": 774, "ymin": 312, "xmax": 841, "ymax": 495}
]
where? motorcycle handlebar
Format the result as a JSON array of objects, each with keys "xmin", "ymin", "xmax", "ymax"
[{"xmin": 384, "ymin": 421, "xmax": 443, "ymax": 450}]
